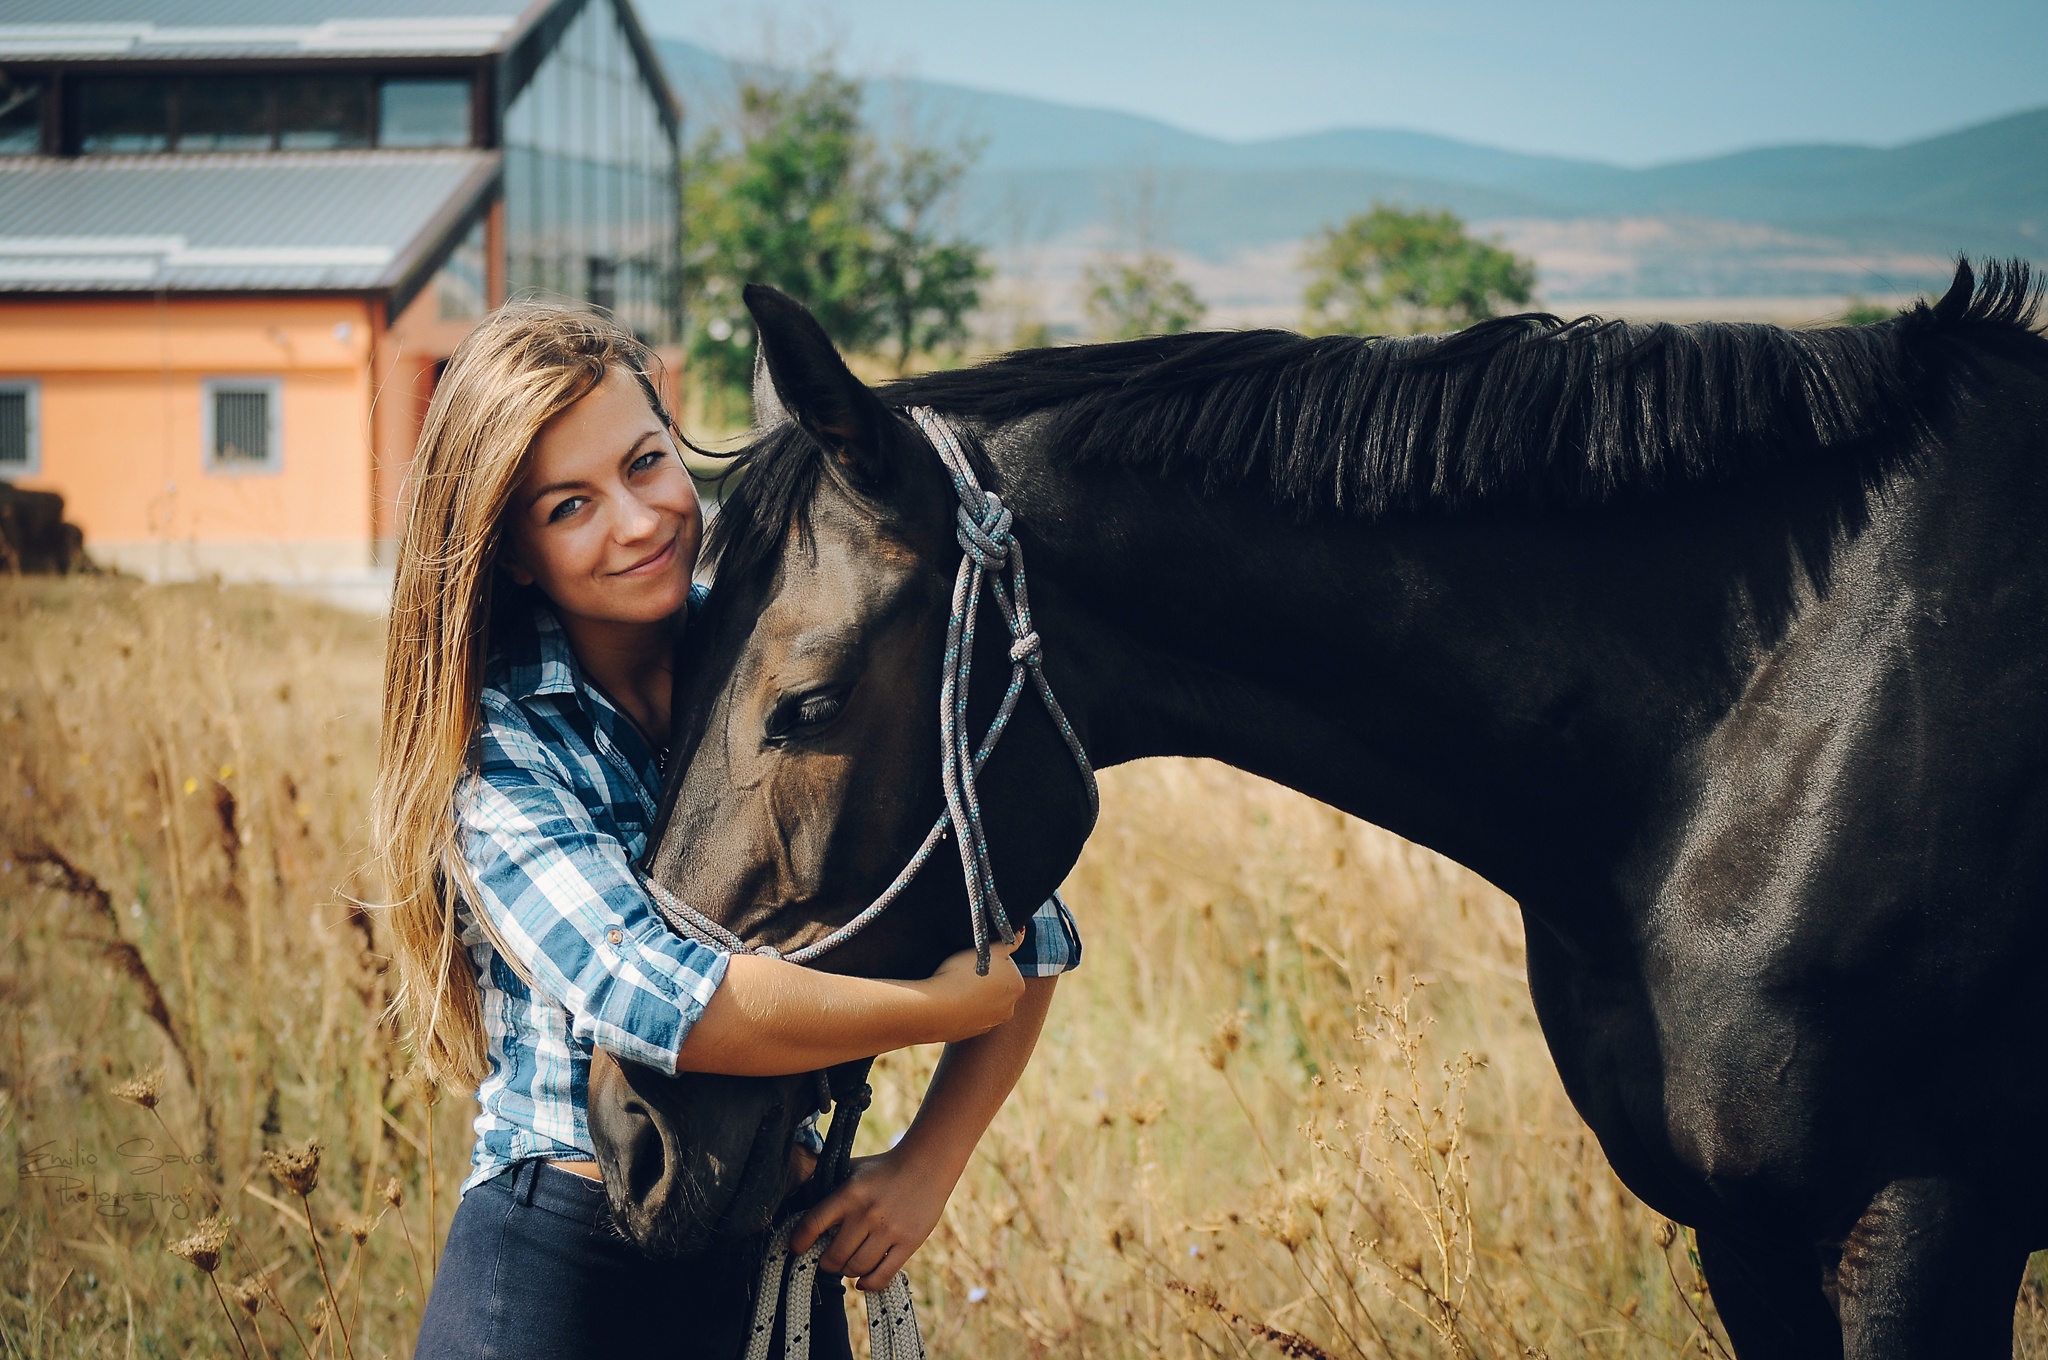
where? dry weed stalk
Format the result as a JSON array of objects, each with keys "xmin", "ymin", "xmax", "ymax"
[
  {"xmin": 265, "ymin": 1139, "xmax": 356, "ymax": 1360},
  {"xmin": 229, "ymin": 1276, "xmax": 279, "ymax": 1360},
  {"xmin": 383, "ymin": 1176, "xmax": 428, "ymax": 1303},
  {"xmin": 167, "ymin": 1214, "xmax": 251, "ymax": 1360},
  {"xmin": 1167, "ymin": 1278, "xmax": 1338, "ymax": 1359}
]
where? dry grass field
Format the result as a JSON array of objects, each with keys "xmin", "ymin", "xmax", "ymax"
[{"xmin": 3, "ymin": 576, "xmax": 2044, "ymax": 1358}]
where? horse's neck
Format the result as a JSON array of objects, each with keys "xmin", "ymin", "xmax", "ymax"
[{"xmin": 1008, "ymin": 455, "xmax": 1786, "ymax": 900}]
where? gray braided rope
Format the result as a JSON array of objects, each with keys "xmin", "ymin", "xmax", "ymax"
[
  {"xmin": 640, "ymin": 406, "xmax": 1098, "ymax": 974},
  {"xmin": 739, "ymin": 1219, "xmax": 924, "ymax": 1360}
]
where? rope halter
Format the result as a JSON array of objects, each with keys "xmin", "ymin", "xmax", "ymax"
[{"xmin": 642, "ymin": 405, "xmax": 1100, "ymax": 975}]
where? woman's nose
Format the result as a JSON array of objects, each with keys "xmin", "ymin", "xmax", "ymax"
[{"xmin": 615, "ymin": 491, "xmax": 663, "ymax": 540}]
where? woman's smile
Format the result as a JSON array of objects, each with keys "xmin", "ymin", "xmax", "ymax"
[{"xmin": 613, "ymin": 535, "xmax": 678, "ymax": 579}]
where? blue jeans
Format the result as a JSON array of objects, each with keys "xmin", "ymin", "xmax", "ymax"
[{"xmin": 414, "ymin": 1161, "xmax": 850, "ymax": 1360}]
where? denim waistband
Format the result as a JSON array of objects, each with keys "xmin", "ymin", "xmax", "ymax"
[{"xmin": 485, "ymin": 1158, "xmax": 613, "ymax": 1227}]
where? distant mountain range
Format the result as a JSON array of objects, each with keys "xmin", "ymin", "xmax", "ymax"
[{"xmin": 658, "ymin": 38, "xmax": 2047, "ymax": 299}]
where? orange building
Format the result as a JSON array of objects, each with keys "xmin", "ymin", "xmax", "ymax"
[{"xmin": 0, "ymin": 0, "xmax": 682, "ymax": 597}]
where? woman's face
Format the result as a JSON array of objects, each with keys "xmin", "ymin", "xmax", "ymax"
[{"xmin": 501, "ymin": 368, "xmax": 701, "ymax": 627}]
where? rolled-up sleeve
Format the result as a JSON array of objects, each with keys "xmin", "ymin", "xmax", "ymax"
[
  {"xmin": 461, "ymin": 699, "xmax": 727, "ymax": 1073},
  {"xmin": 1011, "ymin": 892, "xmax": 1082, "ymax": 977}
]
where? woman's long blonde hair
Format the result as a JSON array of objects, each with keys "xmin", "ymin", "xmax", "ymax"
[{"xmin": 375, "ymin": 302, "xmax": 674, "ymax": 1087}]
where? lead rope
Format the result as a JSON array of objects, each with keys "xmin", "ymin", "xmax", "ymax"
[
  {"xmin": 740, "ymin": 1071, "xmax": 924, "ymax": 1360},
  {"xmin": 639, "ymin": 405, "xmax": 1099, "ymax": 975}
]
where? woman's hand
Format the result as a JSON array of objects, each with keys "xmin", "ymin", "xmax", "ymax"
[
  {"xmin": 788, "ymin": 976, "xmax": 1058, "ymax": 1292},
  {"xmin": 791, "ymin": 1150, "xmax": 954, "ymax": 1292},
  {"xmin": 918, "ymin": 935, "xmax": 1026, "ymax": 1042}
]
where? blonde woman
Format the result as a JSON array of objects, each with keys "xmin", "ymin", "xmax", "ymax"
[{"xmin": 376, "ymin": 304, "xmax": 1078, "ymax": 1358}]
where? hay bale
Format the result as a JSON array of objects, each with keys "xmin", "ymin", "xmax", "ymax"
[{"xmin": 0, "ymin": 482, "xmax": 90, "ymax": 574}]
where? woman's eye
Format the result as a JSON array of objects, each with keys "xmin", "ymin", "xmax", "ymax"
[
  {"xmin": 547, "ymin": 496, "xmax": 586, "ymax": 523},
  {"xmin": 630, "ymin": 449, "xmax": 667, "ymax": 475}
]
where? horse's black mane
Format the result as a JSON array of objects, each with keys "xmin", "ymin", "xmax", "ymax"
[{"xmin": 709, "ymin": 260, "xmax": 2040, "ymax": 573}]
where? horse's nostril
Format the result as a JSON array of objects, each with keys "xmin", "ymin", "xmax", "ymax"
[{"xmin": 626, "ymin": 1119, "xmax": 667, "ymax": 1204}]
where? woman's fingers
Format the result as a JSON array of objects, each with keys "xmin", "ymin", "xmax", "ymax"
[
  {"xmin": 790, "ymin": 1194, "xmax": 844, "ymax": 1255},
  {"xmin": 818, "ymin": 1221, "xmax": 873, "ymax": 1276},
  {"xmin": 855, "ymin": 1252, "xmax": 904, "ymax": 1293},
  {"xmin": 839, "ymin": 1237, "xmax": 896, "ymax": 1286}
]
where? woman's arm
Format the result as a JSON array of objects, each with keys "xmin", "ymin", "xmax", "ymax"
[
  {"xmin": 675, "ymin": 941, "xmax": 1025, "ymax": 1076},
  {"xmin": 461, "ymin": 718, "xmax": 1022, "ymax": 1080},
  {"xmin": 789, "ymin": 975, "xmax": 1058, "ymax": 1289}
]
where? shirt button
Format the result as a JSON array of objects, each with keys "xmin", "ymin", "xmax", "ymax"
[{"xmin": 605, "ymin": 927, "xmax": 624, "ymax": 945}]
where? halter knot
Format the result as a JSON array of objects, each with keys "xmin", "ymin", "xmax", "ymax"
[
  {"xmin": 1008, "ymin": 631, "xmax": 1042, "ymax": 665},
  {"xmin": 954, "ymin": 490, "xmax": 1013, "ymax": 568}
]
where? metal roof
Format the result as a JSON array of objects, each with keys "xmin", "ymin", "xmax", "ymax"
[
  {"xmin": 0, "ymin": 149, "xmax": 497, "ymax": 294},
  {"xmin": 0, "ymin": 0, "xmax": 541, "ymax": 60}
]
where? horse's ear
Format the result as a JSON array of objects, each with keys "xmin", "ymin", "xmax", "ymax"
[
  {"xmin": 743, "ymin": 283, "xmax": 897, "ymax": 484},
  {"xmin": 750, "ymin": 344, "xmax": 789, "ymax": 431}
]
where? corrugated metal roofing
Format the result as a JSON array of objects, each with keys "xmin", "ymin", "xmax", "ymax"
[
  {"xmin": 0, "ymin": 149, "xmax": 497, "ymax": 292},
  {"xmin": 0, "ymin": 0, "xmax": 536, "ymax": 59}
]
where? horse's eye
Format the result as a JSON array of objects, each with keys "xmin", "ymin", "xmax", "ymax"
[{"xmin": 767, "ymin": 689, "xmax": 847, "ymax": 743}]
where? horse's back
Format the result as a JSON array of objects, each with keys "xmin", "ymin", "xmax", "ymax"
[{"xmin": 1631, "ymin": 337, "xmax": 2048, "ymax": 1236}]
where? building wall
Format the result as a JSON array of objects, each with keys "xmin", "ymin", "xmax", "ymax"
[
  {"xmin": 0, "ymin": 295, "xmax": 383, "ymax": 583},
  {"xmin": 504, "ymin": 0, "xmax": 678, "ymax": 343}
]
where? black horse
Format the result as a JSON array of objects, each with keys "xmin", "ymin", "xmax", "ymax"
[{"xmin": 590, "ymin": 262, "xmax": 2048, "ymax": 1357}]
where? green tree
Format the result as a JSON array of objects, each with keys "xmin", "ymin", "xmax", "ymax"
[
  {"xmin": 870, "ymin": 141, "xmax": 989, "ymax": 370},
  {"xmin": 682, "ymin": 68, "xmax": 987, "ymax": 411},
  {"xmin": 1840, "ymin": 297, "xmax": 1897, "ymax": 326},
  {"xmin": 1301, "ymin": 205, "xmax": 1537, "ymax": 336},
  {"xmin": 1082, "ymin": 252, "xmax": 1207, "ymax": 340}
]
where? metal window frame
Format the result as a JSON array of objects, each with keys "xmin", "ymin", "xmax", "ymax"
[
  {"xmin": 0, "ymin": 378, "xmax": 40, "ymax": 479},
  {"xmin": 201, "ymin": 377, "xmax": 283, "ymax": 475}
]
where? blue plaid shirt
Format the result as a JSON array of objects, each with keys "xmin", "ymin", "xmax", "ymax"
[{"xmin": 457, "ymin": 590, "xmax": 1082, "ymax": 1190}]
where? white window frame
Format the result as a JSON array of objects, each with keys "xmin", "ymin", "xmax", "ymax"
[
  {"xmin": 202, "ymin": 377, "xmax": 283, "ymax": 474},
  {"xmin": 0, "ymin": 378, "xmax": 39, "ymax": 479}
]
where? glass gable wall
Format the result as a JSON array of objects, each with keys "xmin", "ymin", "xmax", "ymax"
[{"xmin": 503, "ymin": 0, "xmax": 678, "ymax": 343}]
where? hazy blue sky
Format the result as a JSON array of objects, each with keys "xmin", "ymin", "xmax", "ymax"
[{"xmin": 635, "ymin": 0, "xmax": 2048, "ymax": 166}]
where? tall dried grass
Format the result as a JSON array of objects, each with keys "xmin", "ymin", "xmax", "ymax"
[
  {"xmin": 2, "ymin": 577, "xmax": 2043, "ymax": 1357},
  {"xmin": 1, "ymin": 578, "xmax": 467, "ymax": 1358}
]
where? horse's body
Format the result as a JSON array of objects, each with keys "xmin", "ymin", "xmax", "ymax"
[{"xmin": 591, "ymin": 265, "xmax": 2048, "ymax": 1356}]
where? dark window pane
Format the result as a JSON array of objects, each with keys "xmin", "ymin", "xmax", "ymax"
[
  {"xmin": 177, "ymin": 76, "xmax": 270, "ymax": 152},
  {"xmin": 379, "ymin": 79, "xmax": 470, "ymax": 148},
  {"xmin": 587, "ymin": 256, "xmax": 616, "ymax": 313},
  {"xmin": 0, "ymin": 77, "xmax": 40, "ymax": 155},
  {"xmin": 79, "ymin": 78, "xmax": 171, "ymax": 154},
  {"xmin": 0, "ymin": 390, "xmax": 28, "ymax": 466},
  {"xmin": 213, "ymin": 389, "xmax": 271, "ymax": 465},
  {"xmin": 278, "ymin": 77, "xmax": 370, "ymax": 150}
]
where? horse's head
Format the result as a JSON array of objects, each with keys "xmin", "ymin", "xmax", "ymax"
[{"xmin": 588, "ymin": 284, "xmax": 1096, "ymax": 1255}]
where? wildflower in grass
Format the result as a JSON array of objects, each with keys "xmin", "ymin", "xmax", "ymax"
[
  {"xmin": 167, "ymin": 1214, "xmax": 230, "ymax": 1274},
  {"xmin": 265, "ymin": 1139, "xmax": 354, "ymax": 1360},
  {"xmin": 263, "ymin": 1139, "xmax": 322, "ymax": 1197},
  {"xmin": 229, "ymin": 1277, "xmax": 264, "ymax": 1316},
  {"xmin": 168, "ymin": 1216, "xmax": 251, "ymax": 1360},
  {"xmin": 227, "ymin": 1276, "xmax": 281, "ymax": 1360},
  {"xmin": 110, "ymin": 1066, "xmax": 163, "ymax": 1110},
  {"xmin": 383, "ymin": 1175, "xmax": 427, "ymax": 1299}
]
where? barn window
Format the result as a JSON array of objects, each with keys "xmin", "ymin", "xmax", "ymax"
[
  {"xmin": 0, "ymin": 380, "xmax": 37, "ymax": 477},
  {"xmin": 204, "ymin": 379, "xmax": 281, "ymax": 473},
  {"xmin": 379, "ymin": 79, "xmax": 471, "ymax": 148}
]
